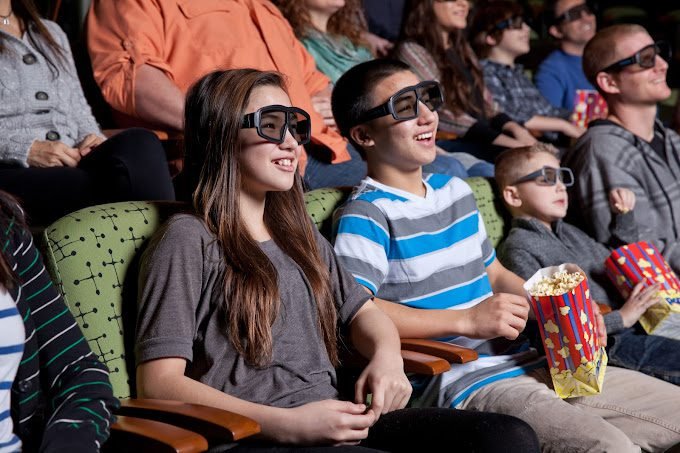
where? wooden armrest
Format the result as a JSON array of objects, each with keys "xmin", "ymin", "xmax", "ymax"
[
  {"xmin": 435, "ymin": 131, "xmax": 458, "ymax": 141},
  {"xmin": 105, "ymin": 415, "xmax": 208, "ymax": 453},
  {"xmin": 401, "ymin": 339, "xmax": 478, "ymax": 364},
  {"xmin": 597, "ymin": 303, "xmax": 612, "ymax": 315},
  {"xmin": 117, "ymin": 399, "xmax": 260, "ymax": 443},
  {"xmin": 401, "ymin": 350, "xmax": 451, "ymax": 376},
  {"xmin": 340, "ymin": 348, "xmax": 449, "ymax": 376}
]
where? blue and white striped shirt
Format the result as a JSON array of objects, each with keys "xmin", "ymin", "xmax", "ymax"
[
  {"xmin": 334, "ymin": 174, "xmax": 544, "ymax": 407},
  {"xmin": 0, "ymin": 290, "xmax": 23, "ymax": 453}
]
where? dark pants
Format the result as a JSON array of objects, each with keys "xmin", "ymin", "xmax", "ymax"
[
  {"xmin": 226, "ymin": 408, "xmax": 540, "ymax": 453},
  {"xmin": 0, "ymin": 128, "xmax": 175, "ymax": 226},
  {"xmin": 608, "ymin": 326, "xmax": 680, "ymax": 385}
]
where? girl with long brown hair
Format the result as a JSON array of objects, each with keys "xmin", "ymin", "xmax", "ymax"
[
  {"xmin": 0, "ymin": 0, "xmax": 174, "ymax": 226},
  {"xmin": 394, "ymin": 0, "xmax": 537, "ymax": 163},
  {"xmin": 135, "ymin": 68, "xmax": 538, "ymax": 452},
  {"xmin": 275, "ymin": 0, "xmax": 372, "ymax": 83}
]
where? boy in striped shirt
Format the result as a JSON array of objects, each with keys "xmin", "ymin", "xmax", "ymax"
[{"xmin": 331, "ymin": 59, "xmax": 680, "ymax": 452}]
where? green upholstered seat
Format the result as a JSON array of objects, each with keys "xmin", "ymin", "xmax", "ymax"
[
  {"xmin": 41, "ymin": 201, "xmax": 186, "ymax": 399},
  {"xmin": 303, "ymin": 177, "xmax": 510, "ymax": 247}
]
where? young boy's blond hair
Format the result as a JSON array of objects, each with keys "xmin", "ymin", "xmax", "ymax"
[{"xmin": 494, "ymin": 143, "xmax": 560, "ymax": 192}]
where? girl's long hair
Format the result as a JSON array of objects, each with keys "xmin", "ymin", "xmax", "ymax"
[
  {"xmin": 183, "ymin": 69, "xmax": 338, "ymax": 368},
  {"xmin": 275, "ymin": 0, "xmax": 368, "ymax": 47},
  {"xmin": 401, "ymin": 0, "xmax": 488, "ymax": 117},
  {"xmin": 0, "ymin": 191, "xmax": 25, "ymax": 290},
  {"xmin": 0, "ymin": 0, "xmax": 66, "ymax": 77}
]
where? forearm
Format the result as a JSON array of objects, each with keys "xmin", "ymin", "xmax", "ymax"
[
  {"xmin": 488, "ymin": 260, "xmax": 526, "ymax": 297},
  {"xmin": 349, "ymin": 301, "xmax": 402, "ymax": 360},
  {"xmin": 137, "ymin": 367, "xmax": 290, "ymax": 442},
  {"xmin": 134, "ymin": 64, "xmax": 185, "ymax": 131},
  {"xmin": 491, "ymin": 133, "xmax": 525, "ymax": 148},
  {"xmin": 372, "ymin": 297, "xmax": 469, "ymax": 339},
  {"xmin": 524, "ymin": 116, "xmax": 569, "ymax": 133}
]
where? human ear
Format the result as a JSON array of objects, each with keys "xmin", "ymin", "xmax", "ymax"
[
  {"xmin": 349, "ymin": 125, "xmax": 375, "ymax": 148},
  {"xmin": 548, "ymin": 25, "xmax": 563, "ymax": 40},
  {"xmin": 596, "ymin": 72, "xmax": 620, "ymax": 95},
  {"xmin": 485, "ymin": 34, "xmax": 498, "ymax": 47},
  {"xmin": 502, "ymin": 185, "xmax": 523, "ymax": 208}
]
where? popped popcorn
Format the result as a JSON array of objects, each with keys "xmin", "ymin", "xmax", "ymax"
[{"xmin": 529, "ymin": 270, "xmax": 585, "ymax": 297}]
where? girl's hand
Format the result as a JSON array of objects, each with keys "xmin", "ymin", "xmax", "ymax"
[
  {"xmin": 281, "ymin": 400, "xmax": 374, "ymax": 445},
  {"xmin": 354, "ymin": 354, "xmax": 411, "ymax": 419},
  {"xmin": 619, "ymin": 282, "xmax": 662, "ymax": 328},
  {"xmin": 609, "ymin": 188, "xmax": 636, "ymax": 214}
]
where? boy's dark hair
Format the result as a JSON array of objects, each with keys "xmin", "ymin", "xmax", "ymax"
[
  {"xmin": 469, "ymin": 1, "xmax": 524, "ymax": 58},
  {"xmin": 331, "ymin": 59, "xmax": 411, "ymax": 157},
  {"xmin": 494, "ymin": 143, "xmax": 560, "ymax": 191},
  {"xmin": 582, "ymin": 24, "xmax": 646, "ymax": 90}
]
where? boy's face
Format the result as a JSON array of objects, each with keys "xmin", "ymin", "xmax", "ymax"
[
  {"xmin": 552, "ymin": 0, "xmax": 596, "ymax": 46},
  {"xmin": 607, "ymin": 31, "xmax": 671, "ymax": 105},
  {"xmin": 354, "ymin": 70, "xmax": 439, "ymax": 171},
  {"xmin": 505, "ymin": 153, "xmax": 569, "ymax": 228},
  {"xmin": 496, "ymin": 20, "xmax": 531, "ymax": 59}
]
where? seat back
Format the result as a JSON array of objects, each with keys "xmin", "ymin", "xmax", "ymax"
[
  {"xmin": 41, "ymin": 201, "xmax": 186, "ymax": 399},
  {"xmin": 303, "ymin": 177, "xmax": 510, "ymax": 247}
]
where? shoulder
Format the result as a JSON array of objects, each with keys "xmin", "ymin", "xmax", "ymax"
[
  {"xmin": 566, "ymin": 123, "xmax": 636, "ymax": 166},
  {"xmin": 396, "ymin": 40, "xmax": 429, "ymax": 58},
  {"xmin": 39, "ymin": 19, "xmax": 68, "ymax": 45},
  {"xmin": 149, "ymin": 213, "xmax": 215, "ymax": 254}
]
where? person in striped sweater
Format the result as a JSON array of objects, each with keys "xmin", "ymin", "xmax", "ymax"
[{"xmin": 0, "ymin": 191, "xmax": 118, "ymax": 452}]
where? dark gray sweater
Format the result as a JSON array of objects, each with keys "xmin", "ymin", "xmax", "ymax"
[{"xmin": 498, "ymin": 217, "xmax": 633, "ymax": 334}]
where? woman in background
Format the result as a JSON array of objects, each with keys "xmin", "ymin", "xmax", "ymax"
[{"xmin": 0, "ymin": 0, "xmax": 174, "ymax": 225}]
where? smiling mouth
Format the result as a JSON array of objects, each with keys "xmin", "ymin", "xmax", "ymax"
[
  {"xmin": 272, "ymin": 158, "xmax": 295, "ymax": 170},
  {"xmin": 415, "ymin": 132, "xmax": 434, "ymax": 141}
]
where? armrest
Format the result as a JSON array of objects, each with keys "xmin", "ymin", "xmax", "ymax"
[
  {"xmin": 436, "ymin": 131, "xmax": 458, "ymax": 141},
  {"xmin": 401, "ymin": 338, "xmax": 478, "ymax": 364},
  {"xmin": 105, "ymin": 415, "xmax": 208, "ymax": 453},
  {"xmin": 597, "ymin": 303, "xmax": 612, "ymax": 315},
  {"xmin": 117, "ymin": 398, "xmax": 260, "ymax": 443},
  {"xmin": 401, "ymin": 350, "xmax": 451, "ymax": 376}
]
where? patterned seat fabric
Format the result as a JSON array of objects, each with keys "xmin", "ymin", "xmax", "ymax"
[{"xmin": 41, "ymin": 201, "xmax": 186, "ymax": 399}]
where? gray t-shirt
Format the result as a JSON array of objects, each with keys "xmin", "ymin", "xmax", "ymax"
[{"xmin": 136, "ymin": 214, "xmax": 370, "ymax": 408}]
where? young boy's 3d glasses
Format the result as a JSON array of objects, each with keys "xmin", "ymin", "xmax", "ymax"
[
  {"xmin": 494, "ymin": 16, "xmax": 524, "ymax": 31},
  {"xmin": 241, "ymin": 105, "xmax": 311, "ymax": 145},
  {"xmin": 554, "ymin": 3, "xmax": 592, "ymax": 24},
  {"xmin": 512, "ymin": 166, "xmax": 574, "ymax": 187},
  {"xmin": 600, "ymin": 41, "xmax": 671, "ymax": 73},
  {"xmin": 355, "ymin": 80, "xmax": 444, "ymax": 126}
]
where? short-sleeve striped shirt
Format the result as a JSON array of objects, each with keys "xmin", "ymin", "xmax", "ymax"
[
  {"xmin": 334, "ymin": 174, "xmax": 544, "ymax": 407},
  {"xmin": 0, "ymin": 290, "xmax": 22, "ymax": 452}
]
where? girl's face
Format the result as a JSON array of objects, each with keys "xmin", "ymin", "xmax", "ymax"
[
  {"xmin": 304, "ymin": 0, "xmax": 346, "ymax": 16},
  {"xmin": 433, "ymin": 0, "xmax": 470, "ymax": 32},
  {"xmin": 238, "ymin": 85, "xmax": 302, "ymax": 197}
]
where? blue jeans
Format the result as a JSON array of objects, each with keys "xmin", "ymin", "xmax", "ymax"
[
  {"xmin": 607, "ymin": 326, "xmax": 680, "ymax": 385},
  {"xmin": 303, "ymin": 144, "xmax": 470, "ymax": 190}
]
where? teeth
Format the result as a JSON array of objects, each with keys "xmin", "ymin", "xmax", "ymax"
[
  {"xmin": 415, "ymin": 132, "xmax": 433, "ymax": 141},
  {"xmin": 274, "ymin": 158, "xmax": 292, "ymax": 167}
]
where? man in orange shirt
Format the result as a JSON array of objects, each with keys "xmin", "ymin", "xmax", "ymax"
[{"xmin": 87, "ymin": 0, "xmax": 364, "ymax": 188}]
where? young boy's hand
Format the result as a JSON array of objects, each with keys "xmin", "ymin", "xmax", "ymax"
[
  {"xmin": 463, "ymin": 293, "xmax": 530, "ymax": 340},
  {"xmin": 609, "ymin": 188, "xmax": 635, "ymax": 214},
  {"xmin": 619, "ymin": 282, "xmax": 662, "ymax": 328}
]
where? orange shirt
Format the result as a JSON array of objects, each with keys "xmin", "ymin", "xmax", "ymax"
[{"xmin": 87, "ymin": 0, "xmax": 349, "ymax": 166}]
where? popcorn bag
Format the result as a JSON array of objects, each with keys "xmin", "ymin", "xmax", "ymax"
[
  {"xmin": 604, "ymin": 241, "xmax": 680, "ymax": 340},
  {"xmin": 571, "ymin": 89, "xmax": 608, "ymax": 128},
  {"xmin": 524, "ymin": 264, "xmax": 607, "ymax": 399}
]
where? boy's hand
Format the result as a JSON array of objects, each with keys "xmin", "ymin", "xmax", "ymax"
[
  {"xmin": 592, "ymin": 303, "xmax": 608, "ymax": 348},
  {"xmin": 609, "ymin": 188, "xmax": 635, "ymax": 214},
  {"xmin": 619, "ymin": 282, "xmax": 662, "ymax": 328},
  {"xmin": 354, "ymin": 354, "xmax": 411, "ymax": 419},
  {"xmin": 463, "ymin": 293, "xmax": 530, "ymax": 340}
]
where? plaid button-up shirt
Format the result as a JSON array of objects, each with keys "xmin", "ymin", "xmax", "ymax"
[{"xmin": 481, "ymin": 59, "xmax": 570, "ymax": 124}]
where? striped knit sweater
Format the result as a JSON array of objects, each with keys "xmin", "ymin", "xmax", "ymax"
[{"xmin": 1, "ymin": 213, "xmax": 118, "ymax": 452}]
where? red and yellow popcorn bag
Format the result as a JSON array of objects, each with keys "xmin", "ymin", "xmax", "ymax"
[
  {"xmin": 604, "ymin": 241, "xmax": 680, "ymax": 340},
  {"xmin": 571, "ymin": 89, "xmax": 608, "ymax": 128},
  {"xmin": 524, "ymin": 264, "xmax": 607, "ymax": 399}
]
